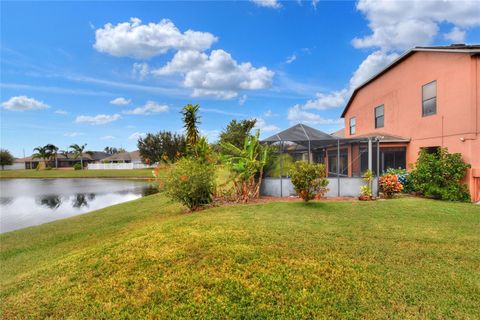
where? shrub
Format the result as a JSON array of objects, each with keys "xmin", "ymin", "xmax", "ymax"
[
  {"xmin": 221, "ymin": 131, "xmax": 268, "ymax": 202},
  {"xmin": 73, "ymin": 163, "xmax": 82, "ymax": 170},
  {"xmin": 385, "ymin": 168, "xmax": 413, "ymax": 192},
  {"xmin": 359, "ymin": 169, "xmax": 373, "ymax": 200},
  {"xmin": 164, "ymin": 157, "xmax": 215, "ymax": 211},
  {"xmin": 379, "ymin": 174, "xmax": 403, "ymax": 198},
  {"xmin": 410, "ymin": 148, "xmax": 470, "ymax": 202},
  {"xmin": 289, "ymin": 161, "xmax": 329, "ymax": 202}
]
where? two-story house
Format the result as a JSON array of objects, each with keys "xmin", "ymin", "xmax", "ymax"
[{"xmin": 341, "ymin": 44, "xmax": 480, "ymax": 202}]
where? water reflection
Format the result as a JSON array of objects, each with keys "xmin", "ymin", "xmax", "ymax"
[
  {"xmin": 0, "ymin": 179, "xmax": 158, "ymax": 233},
  {"xmin": 37, "ymin": 195, "xmax": 62, "ymax": 209}
]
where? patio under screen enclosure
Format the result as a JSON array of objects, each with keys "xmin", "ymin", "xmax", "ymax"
[{"xmin": 260, "ymin": 124, "xmax": 409, "ymax": 197}]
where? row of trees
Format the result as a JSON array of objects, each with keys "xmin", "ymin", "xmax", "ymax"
[{"xmin": 137, "ymin": 109, "xmax": 257, "ymax": 164}]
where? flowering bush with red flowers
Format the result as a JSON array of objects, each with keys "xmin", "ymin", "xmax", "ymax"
[{"xmin": 379, "ymin": 173, "xmax": 403, "ymax": 198}]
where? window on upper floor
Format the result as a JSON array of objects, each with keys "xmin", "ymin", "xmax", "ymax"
[
  {"xmin": 375, "ymin": 105, "xmax": 384, "ymax": 128},
  {"xmin": 422, "ymin": 80, "xmax": 437, "ymax": 116},
  {"xmin": 349, "ymin": 117, "xmax": 356, "ymax": 135}
]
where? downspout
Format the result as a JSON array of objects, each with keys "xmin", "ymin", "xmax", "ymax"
[
  {"xmin": 280, "ymin": 141, "xmax": 283, "ymax": 198},
  {"xmin": 376, "ymin": 138, "xmax": 380, "ymax": 197},
  {"xmin": 337, "ymin": 138, "xmax": 340, "ymax": 197}
]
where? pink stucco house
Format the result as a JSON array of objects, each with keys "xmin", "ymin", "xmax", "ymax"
[{"xmin": 341, "ymin": 44, "xmax": 480, "ymax": 202}]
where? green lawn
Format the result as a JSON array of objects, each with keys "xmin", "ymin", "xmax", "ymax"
[
  {"xmin": 0, "ymin": 168, "xmax": 154, "ymax": 179},
  {"xmin": 1, "ymin": 196, "xmax": 479, "ymax": 319}
]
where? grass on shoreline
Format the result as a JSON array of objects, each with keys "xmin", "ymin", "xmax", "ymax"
[
  {"xmin": 1, "ymin": 195, "xmax": 479, "ymax": 319},
  {"xmin": 0, "ymin": 168, "xmax": 155, "ymax": 179}
]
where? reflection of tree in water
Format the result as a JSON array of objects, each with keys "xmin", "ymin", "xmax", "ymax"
[
  {"xmin": 142, "ymin": 184, "xmax": 159, "ymax": 197},
  {"xmin": 0, "ymin": 197, "xmax": 14, "ymax": 205},
  {"xmin": 37, "ymin": 195, "xmax": 62, "ymax": 209},
  {"xmin": 72, "ymin": 193, "xmax": 96, "ymax": 208}
]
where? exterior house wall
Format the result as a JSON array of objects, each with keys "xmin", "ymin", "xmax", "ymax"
[{"xmin": 343, "ymin": 51, "xmax": 480, "ymax": 201}]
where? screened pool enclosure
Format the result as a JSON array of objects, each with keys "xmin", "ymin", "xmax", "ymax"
[{"xmin": 261, "ymin": 124, "xmax": 409, "ymax": 197}]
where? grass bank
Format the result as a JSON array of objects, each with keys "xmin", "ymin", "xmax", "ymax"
[
  {"xmin": 0, "ymin": 168, "xmax": 154, "ymax": 179},
  {"xmin": 1, "ymin": 196, "xmax": 479, "ymax": 318}
]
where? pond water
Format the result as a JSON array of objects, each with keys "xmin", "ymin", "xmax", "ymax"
[{"xmin": 0, "ymin": 179, "xmax": 158, "ymax": 233}]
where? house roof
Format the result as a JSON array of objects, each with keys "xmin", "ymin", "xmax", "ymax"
[
  {"xmin": 102, "ymin": 150, "xmax": 141, "ymax": 162},
  {"xmin": 16, "ymin": 151, "xmax": 109, "ymax": 162},
  {"xmin": 349, "ymin": 132, "xmax": 410, "ymax": 143},
  {"xmin": 331, "ymin": 128, "xmax": 345, "ymax": 138},
  {"xmin": 341, "ymin": 44, "xmax": 480, "ymax": 118}
]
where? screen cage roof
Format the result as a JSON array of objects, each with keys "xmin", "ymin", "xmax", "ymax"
[{"xmin": 262, "ymin": 123, "xmax": 340, "ymax": 148}]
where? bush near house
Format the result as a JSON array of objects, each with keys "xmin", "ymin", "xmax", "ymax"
[
  {"xmin": 379, "ymin": 174, "xmax": 403, "ymax": 198},
  {"xmin": 410, "ymin": 148, "xmax": 470, "ymax": 202},
  {"xmin": 73, "ymin": 163, "xmax": 82, "ymax": 170},
  {"xmin": 385, "ymin": 168, "xmax": 413, "ymax": 193},
  {"xmin": 289, "ymin": 161, "xmax": 329, "ymax": 202}
]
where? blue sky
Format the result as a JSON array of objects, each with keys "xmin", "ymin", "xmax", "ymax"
[{"xmin": 1, "ymin": 0, "xmax": 480, "ymax": 157}]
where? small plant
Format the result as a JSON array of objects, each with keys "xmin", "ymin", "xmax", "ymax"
[
  {"xmin": 164, "ymin": 157, "xmax": 215, "ymax": 211},
  {"xmin": 359, "ymin": 169, "xmax": 374, "ymax": 200},
  {"xmin": 289, "ymin": 161, "xmax": 329, "ymax": 202},
  {"xmin": 73, "ymin": 163, "xmax": 82, "ymax": 170},
  {"xmin": 379, "ymin": 173, "xmax": 403, "ymax": 198},
  {"xmin": 385, "ymin": 168, "xmax": 413, "ymax": 192}
]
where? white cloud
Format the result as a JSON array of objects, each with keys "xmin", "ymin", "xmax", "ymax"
[
  {"xmin": 287, "ymin": 105, "xmax": 343, "ymax": 125},
  {"xmin": 55, "ymin": 109, "xmax": 68, "ymax": 115},
  {"xmin": 110, "ymin": 97, "xmax": 131, "ymax": 105},
  {"xmin": 239, "ymin": 94, "xmax": 248, "ymax": 106},
  {"xmin": 254, "ymin": 118, "xmax": 279, "ymax": 132},
  {"xmin": 152, "ymin": 49, "xmax": 274, "ymax": 99},
  {"xmin": 94, "ymin": 18, "xmax": 218, "ymax": 59},
  {"xmin": 132, "ymin": 62, "xmax": 149, "ymax": 79},
  {"xmin": 75, "ymin": 113, "xmax": 121, "ymax": 125},
  {"xmin": 444, "ymin": 26, "xmax": 466, "ymax": 43},
  {"xmin": 352, "ymin": 0, "xmax": 480, "ymax": 51},
  {"xmin": 129, "ymin": 132, "xmax": 146, "ymax": 140},
  {"xmin": 64, "ymin": 132, "xmax": 84, "ymax": 137},
  {"xmin": 101, "ymin": 135, "xmax": 115, "ymax": 140},
  {"xmin": 286, "ymin": 54, "xmax": 297, "ymax": 64},
  {"xmin": 264, "ymin": 110, "xmax": 275, "ymax": 117},
  {"xmin": 123, "ymin": 101, "xmax": 169, "ymax": 115},
  {"xmin": 300, "ymin": 89, "xmax": 349, "ymax": 110},
  {"xmin": 349, "ymin": 51, "xmax": 400, "ymax": 90},
  {"xmin": 312, "ymin": 0, "xmax": 319, "ymax": 10},
  {"xmin": 200, "ymin": 129, "xmax": 220, "ymax": 142},
  {"xmin": 1, "ymin": 96, "xmax": 50, "ymax": 111},
  {"xmin": 251, "ymin": 0, "xmax": 282, "ymax": 9}
]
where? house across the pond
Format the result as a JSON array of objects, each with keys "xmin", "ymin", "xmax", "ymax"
[
  {"xmin": 263, "ymin": 44, "xmax": 480, "ymax": 202},
  {"xmin": 101, "ymin": 150, "xmax": 142, "ymax": 164},
  {"xmin": 16, "ymin": 151, "xmax": 110, "ymax": 169}
]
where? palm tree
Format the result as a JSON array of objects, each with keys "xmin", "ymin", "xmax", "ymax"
[
  {"xmin": 181, "ymin": 104, "xmax": 200, "ymax": 148},
  {"xmin": 45, "ymin": 144, "xmax": 59, "ymax": 168},
  {"xmin": 69, "ymin": 143, "xmax": 87, "ymax": 169},
  {"xmin": 32, "ymin": 146, "xmax": 51, "ymax": 169}
]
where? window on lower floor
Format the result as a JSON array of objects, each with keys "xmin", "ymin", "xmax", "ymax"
[
  {"xmin": 328, "ymin": 149, "xmax": 349, "ymax": 177},
  {"xmin": 422, "ymin": 146, "xmax": 440, "ymax": 155},
  {"xmin": 360, "ymin": 147, "xmax": 406, "ymax": 174}
]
